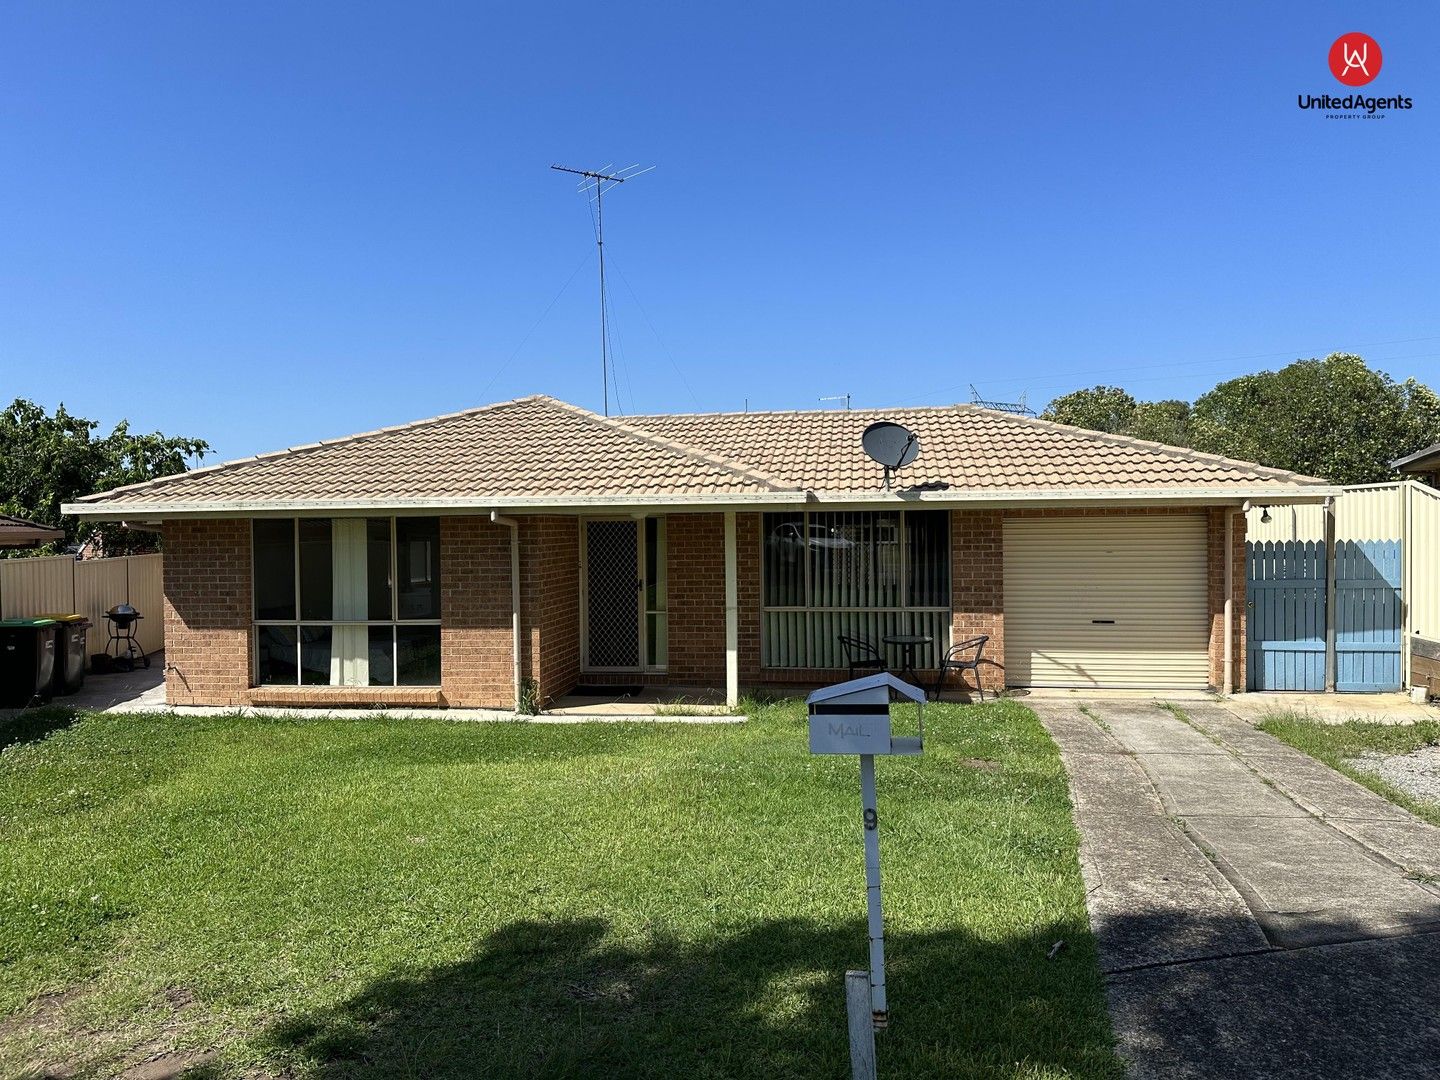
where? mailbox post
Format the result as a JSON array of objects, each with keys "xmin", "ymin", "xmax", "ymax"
[{"xmin": 807, "ymin": 672, "xmax": 925, "ymax": 1075}]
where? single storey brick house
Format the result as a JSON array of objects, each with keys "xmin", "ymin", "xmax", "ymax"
[{"xmin": 67, "ymin": 395, "xmax": 1334, "ymax": 709}]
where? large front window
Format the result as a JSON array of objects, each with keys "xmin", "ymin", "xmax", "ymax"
[
  {"xmin": 252, "ymin": 517, "xmax": 441, "ymax": 686},
  {"xmin": 761, "ymin": 510, "xmax": 950, "ymax": 669}
]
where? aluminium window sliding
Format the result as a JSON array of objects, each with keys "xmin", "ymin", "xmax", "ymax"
[{"xmin": 252, "ymin": 517, "xmax": 442, "ymax": 687}]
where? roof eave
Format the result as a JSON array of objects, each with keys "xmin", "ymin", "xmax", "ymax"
[
  {"xmin": 61, "ymin": 491, "xmax": 812, "ymax": 521},
  {"xmin": 63, "ymin": 484, "xmax": 1339, "ymax": 520}
]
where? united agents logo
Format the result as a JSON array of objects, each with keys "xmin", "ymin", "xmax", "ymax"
[
  {"xmin": 1329, "ymin": 32, "xmax": 1381, "ymax": 86},
  {"xmin": 1299, "ymin": 32, "xmax": 1411, "ymax": 118}
]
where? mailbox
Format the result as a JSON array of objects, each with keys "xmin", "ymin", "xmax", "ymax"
[{"xmin": 806, "ymin": 672, "xmax": 925, "ymax": 756}]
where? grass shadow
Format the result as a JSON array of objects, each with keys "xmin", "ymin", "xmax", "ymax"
[
  {"xmin": 256, "ymin": 915, "xmax": 1117, "ymax": 1078},
  {"xmin": 0, "ymin": 705, "xmax": 83, "ymax": 754}
]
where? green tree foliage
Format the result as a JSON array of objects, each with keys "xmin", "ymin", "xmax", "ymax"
[
  {"xmin": 1126, "ymin": 400, "xmax": 1192, "ymax": 446},
  {"xmin": 1042, "ymin": 354, "xmax": 1440, "ymax": 485},
  {"xmin": 1041, "ymin": 387, "xmax": 1193, "ymax": 446},
  {"xmin": 1041, "ymin": 385, "xmax": 1137, "ymax": 434},
  {"xmin": 1189, "ymin": 354, "xmax": 1440, "ymax": 485},
  {"xmin": 0, "ymin": 399, "xmax": 208, "ymax": 555}
]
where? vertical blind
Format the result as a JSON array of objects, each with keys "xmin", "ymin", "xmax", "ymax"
[{"xmin": 761, "ymin": 510, "xmax": 950, "ymax": 669}]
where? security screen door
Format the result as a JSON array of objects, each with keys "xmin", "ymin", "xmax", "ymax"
[{"xmin": 583, "ymin": 518, "xmax": 667, "ymax": 671}]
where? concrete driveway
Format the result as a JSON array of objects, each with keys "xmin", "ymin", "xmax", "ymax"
[{"xmin": 1033, "ymin": 698, "xmax": 1440, "ymax": 1080}]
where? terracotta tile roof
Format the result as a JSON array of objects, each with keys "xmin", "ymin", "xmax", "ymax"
[
  {"xmin": 0, "ymin": 514, "xmax": 65, "ymax": 546},
  {"xmin": 624, "ymin": 404, "xmax": 1329, "ymax": 492},
  {"xmin": 79, "ymin": 396, "xmax": 787, "ymax": 506},
  {"xmin": 72, "ymin": 394, "xmax": 1328, "ymax": 513}
]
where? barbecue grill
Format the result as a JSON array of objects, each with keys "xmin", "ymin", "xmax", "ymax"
[{"xmin": 104, "ymin": 604, "xmax": 150, "ymax": 671}]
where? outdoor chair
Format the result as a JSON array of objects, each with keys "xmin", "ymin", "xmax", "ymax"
[
  {"xmin": 932, "ymin": 635, "xmax": 990, "ymax": 702},
  {"xmin": 838, "ymin": 634, "xmax": 886, "ymax": 680}
]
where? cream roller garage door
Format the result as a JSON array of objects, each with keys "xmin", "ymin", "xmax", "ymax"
[{"xmin": 1004, "ymin": 515, "xmax": 1210, "ymax": 689}]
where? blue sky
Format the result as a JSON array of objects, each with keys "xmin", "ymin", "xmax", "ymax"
[{"xmin": 3, "ymin": 3, "xmax": 1438, "ymax": 463}]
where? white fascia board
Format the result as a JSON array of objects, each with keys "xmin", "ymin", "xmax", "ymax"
[
  {"xmin": 63, "ymin": 485, "xmax": 1340, "ymax": 521},
  {"xmin": 61, "ymin": 491, "xmax": 812, "ymax": 520},
  {"xmin": 800, "ymin": 486, "xmax": 1342, "ymax": 509}
]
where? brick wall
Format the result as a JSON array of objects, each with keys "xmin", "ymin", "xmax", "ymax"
[
  {"xmin": 162, "ymin": 519, "xmax": 252, "ymax": 706},
  {"xmin": 1208, "ymin": 507, "xmax": 1248, "ymax": 691},
  {"xmin": 667, "ymin": 513, "xmax": 727, "ymax": 688},
  {"xmin": 522, "ymin": 515, "xmax": 579, "ymax": 704},
  {"xmin": 158, "ymin": 504, "xmax": 1249, "ymax": 706},
  {"xmin": 439, "ymin": 516, "xmax": 513, "ymax": 706},
  {"xmin": 951, "ymin": 509, "xmax": 1004, "ymax": 693}
]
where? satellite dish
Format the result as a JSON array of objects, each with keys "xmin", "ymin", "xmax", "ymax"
[{"xmin": 862, "ymin": 421, "xmax": 921, "ymax": 489}]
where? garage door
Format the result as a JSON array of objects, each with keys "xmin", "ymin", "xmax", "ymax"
[{"xmin": 1003, "ymin": 515, "xmax": 1210, "ymax": 689}]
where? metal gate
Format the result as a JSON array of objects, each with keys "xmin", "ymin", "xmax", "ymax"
[
  {"xmin": 1335, "ymin": 540, "xmax": 1402, "ymax": 692},
  {"xmin": 1245, "ymin": 539, "xmax": 1402, "ymax": 692},
  {"xmin": 1246, "ymin": 541, "xmax": 1326, "ymax": 691}
]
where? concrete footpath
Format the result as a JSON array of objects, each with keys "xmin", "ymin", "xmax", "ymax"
[{"xmin": 1033, "ymin": 699, "xmax": 1440, "ymax": 1080}]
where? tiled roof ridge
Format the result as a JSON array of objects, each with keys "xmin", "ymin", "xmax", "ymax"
[
  {"xmin": 547, "ymin": 397, "xmax": 797, "ymax": 493},
  {"xmin": 75, "ymin": 395, "xmax": 550, "ymax": 503},
  {"xmin": 960, "ymin": 404, "xmax": 1331, "ymax": 485},
  {"xmin": 624, "ymin": 401, "xmax": 976, "ymax": 420}
]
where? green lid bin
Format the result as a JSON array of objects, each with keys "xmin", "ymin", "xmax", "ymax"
[{"xmin": 0, "ymin": 618, "xmax": 60, "ymax": 708}]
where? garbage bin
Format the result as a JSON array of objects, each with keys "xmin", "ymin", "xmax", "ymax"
[
  {"xmin": 0, "ymin": 618, "xmax": 60, "ymax": 708},
  {"xmin": 36, "ymin": 614, "xmax": 91, "ymax": 697}
]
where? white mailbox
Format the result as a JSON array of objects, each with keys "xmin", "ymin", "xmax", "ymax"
[
  {"xmin": 806, "ymin": 672, "xmax": 926, "ymax": 756},
  {"xmin": 807, "ymin": 671, "xmax": 927, "ymax": 1051}
]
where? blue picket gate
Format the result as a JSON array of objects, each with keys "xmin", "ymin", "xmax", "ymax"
[
  {"xmin": 1246, "ymin": 540, "xmax": 1327, "ymax": 691},
  {"xmin": 1334, "ymin": 540, "xmax": 1403, "ymax": 692}
]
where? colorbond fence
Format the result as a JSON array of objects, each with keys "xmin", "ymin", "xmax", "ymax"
[{"xmin": 0, "ymin": 554, "xmax": 164, "ymax": 656}]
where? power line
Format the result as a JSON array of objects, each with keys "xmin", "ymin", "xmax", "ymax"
[
  {"xmin": 922, "ymin": 333, "xmax": 1440, "ymax": 402},
  {"xmin": 478, "ymin": 249, "xmax": 593, "ymax": 401},
  {"xmin": 607, "ymin": 253, "xmax": 702, "ymax": 409}
]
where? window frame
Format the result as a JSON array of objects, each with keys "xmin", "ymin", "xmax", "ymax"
[
  {"xmin": 759, "ymin": 509, "xmax": 952, "ymax": 670},
  {"xmin": 251, "ymin": 516, "xmax": 442, "ymax": 688}
]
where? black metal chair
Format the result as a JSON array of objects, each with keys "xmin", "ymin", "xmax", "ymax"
[
  {"xmin": 932, "ymin": 635, "xmax": 989, "ymax": 701},
  {"xmin": 838, "ymin": 635, "xmax": 885, "ymax": 680}
]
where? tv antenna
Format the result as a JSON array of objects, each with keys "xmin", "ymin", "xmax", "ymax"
[
  {"xmin": 552, "ymin": 162, "xmax": 654, "ymax": 416},
  {"xmin": 819, "ymin": 394, "xmax": 852, "ymax": 410},
  {"xmin": 861, "ymin": 421, "xmax": 921, "ymax": 490},
  {"xmin": 968, "ymin": 384, "xmax": 1035, "ymax": 416}
]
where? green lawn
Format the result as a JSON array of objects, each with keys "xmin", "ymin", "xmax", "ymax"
[
  {"xmin": 0, "ymin": 699, "xmax": 1119, "ymax": 1079},
  {"xmin": 1257, "ymin": 713, "xmax": 1440, "ymax": 827}
]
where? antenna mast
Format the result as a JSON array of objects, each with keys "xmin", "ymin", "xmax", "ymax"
[
  {"xmin": 968, "ymin": 384, "xmax": 1036, "ymax": 416},
  {"xmin": 551, "ymin": 163, "xmax": 653, "ymax": 416}
]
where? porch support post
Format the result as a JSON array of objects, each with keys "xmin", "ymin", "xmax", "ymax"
[
  {"xmin": 724, "ymin": 510, "xmax": 739, "ymax": 708},
  {"xmin": 1325, "ymin": 497, "xmax": 1337, "ymax": 692},
  {"xmin": 1222, "ymin": 508, "xmax": 1235, "ymax": 695}
]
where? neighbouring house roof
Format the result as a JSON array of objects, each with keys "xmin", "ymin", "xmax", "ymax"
[
  {"xmin": 66, "ymin": 394, "xmax": 1334, "ymax": 518},
  {"xmin": 1393, "ymin": 442, "xmax": 1440, "ymax": 475},
  {"xmin": 0, "ymin": 514, "xmax": 65, "ymax": 547}
]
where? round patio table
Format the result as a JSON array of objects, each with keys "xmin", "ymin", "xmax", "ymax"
[{"xmin": 882, "ymin": 633, "xmax": 932, "ymax": 690}]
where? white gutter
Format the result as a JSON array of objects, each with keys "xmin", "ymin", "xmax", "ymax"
[
  {"xmin": 63, "ymin": 485, "xmax": 1340, "ymax": 521},
  {"xmin": 490, "ymin": 510, "xmax": 523, "ymax": 712}
]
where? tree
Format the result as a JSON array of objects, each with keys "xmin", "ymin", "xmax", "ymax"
[
  {"xmin": 1041, "ymin": 386, "xmax": 1137, "ymax": 434},
  {"xmin": 1126, "ymin": 399, "xmax": 1191, "ymax": 446},
  {"xmin": 1188, "ymin": 353, "xmax": 1440, "ymax": 485},
  {"xmin": 0, "ymin": 399, "xmax": 208, "ymax": 555},
  {"xmin": 1042, "ymin": 387, "xmax": 1191, "ymax": 446}
]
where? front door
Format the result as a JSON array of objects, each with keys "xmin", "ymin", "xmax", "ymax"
[{"xmin": 583, "ymin": 518, "xmax": 668, "ymax": 671}]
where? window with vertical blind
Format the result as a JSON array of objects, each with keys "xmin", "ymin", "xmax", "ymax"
[
  {"xmin": 252, "ymin": 517, "xmax": 441, "ymax": 686},
  {"xmin": 761, "ymin": 510, "xmax": 951, "ymax": 669}
]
